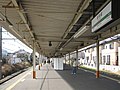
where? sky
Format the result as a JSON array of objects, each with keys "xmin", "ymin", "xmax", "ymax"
[{"xmin": 2, "ymin": 28, "xmax": 33, "ymax": 53}]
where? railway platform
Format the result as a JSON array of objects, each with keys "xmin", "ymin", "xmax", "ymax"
[{"xmin": 0, "ymin": 64, "xmax": 120, "ymax": 90}]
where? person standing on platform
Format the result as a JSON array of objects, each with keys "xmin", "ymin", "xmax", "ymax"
[{"xmin": 72, "ymin": 58, "xmax": 78, "ymax": 74}]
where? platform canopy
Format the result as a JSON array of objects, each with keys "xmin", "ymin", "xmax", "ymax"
[{"xmin": 0, "ymin": 0, "xmax": 120, "ymax": 57}]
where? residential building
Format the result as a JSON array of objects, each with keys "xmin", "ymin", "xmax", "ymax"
[
  {"xmin": 8, "ymin": 49, "xmax": 31, "ymax": 64},
  {"xmin": 101, "ymin": 42, "xmax": 119, "ymax": 66},
  {"xmin": 76, "ymin": 40, "xmax": 120, "ymax": 73}
]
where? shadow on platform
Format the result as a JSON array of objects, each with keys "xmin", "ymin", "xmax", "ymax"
[{"xmin": 55, "ymin": 64, "xmax": 120, "ymax": 90}]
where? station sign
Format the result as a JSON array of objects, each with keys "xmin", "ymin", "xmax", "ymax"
[{"xmin": 92, "ymin": 2, "xmax": 112, "ymax": 32}]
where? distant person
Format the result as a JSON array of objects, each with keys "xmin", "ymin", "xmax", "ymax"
[
  {"xmin": 72, "ymin": 59, "xmax": 78, "ymax": 74},
  {"xmin": 47, "ymin": 60, "xmax": 50, "ymax": 64},
  {"xmin": 44, "ymin": 61, "xmax": 46, "ymax": 64}
]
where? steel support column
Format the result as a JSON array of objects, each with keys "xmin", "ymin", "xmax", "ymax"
[
  {"xmin": 92, "ymin": 0, "xmax": 95, "ymax": 17},
  {"xmin": 41, "ymin": 54, "xmax": 43, "ymax": 67},
  {"xmin": 69, "ymin": 53, "xmax": 70, "ymax": 65},
  {"xmin": 76, "ymin": 49, "xmax": 78, "ymax": 62},
  {"xmin": 38, "ymin": 54, "xmax": 40, "ymax": 70},
  {"xmin": 0, "ymin": 27, "xmax": 2, "ymax": 79},
  {"xmin": 65, "ymin": 54, "xmax": 66, "ymax": 64},
  {"xmin": 33, "ymin": 40, "xmax": 36, "ymax": 79},
  {"xmin": 96, "ymin": 40, "xmax": 100, "ymax": 78}
]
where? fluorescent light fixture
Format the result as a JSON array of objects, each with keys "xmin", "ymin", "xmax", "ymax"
[
  {"xmin": 29, "ymin": 44, "xmax": 32, "ymax": 48},
  {"xmin": 60, "ymin": 48, "xmax": 63, "ymax": 51},
  {"xmin": 0, "ymin": 17, "xmax": 3, "ymax": 21},
  {"xmin": 23, "ymin": 37, "xmax": 26, "ymax": 41},
  {"xmin": 74, "ymin": 26, "xmax": 90, "ymax": 38},
  {"xmin": 9, "ymin": 26, "xmax": 22, "ymax": 39},
  {"xmin": 9, "ymin": 24, "xmax": 13, "ymax": 28}
]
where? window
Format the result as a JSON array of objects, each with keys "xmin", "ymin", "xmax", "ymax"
[
  {"xmin": 106, "ymin": 55, "xmax": 110, "ymax": 65},
  {"xmin": 116, "ymin": 55, "xmax": 118, "ymax": 66},
  {"xmin": 102, "ymin": 44, "xmax": 105, "ymax": 49},
  {"xmin": 93, "ymin": 56, "xmax": 97, "ymax": 65},
  {"xmin": 87, "ymin": 56, "xmax": 89, "ymax": 60},
  {"xmin": 86, "ymin": 56, "xmax": 89, "ymax": 63},
  {"xmin": 106, "ymin": 46, "xmax": 107, "ymax": 49},
  {"xmin": 103, "ymin": 56, "xmax": 106, "ymax": 64},
  {"xmin": 100, "ymin": 53, "xmax": 102, "ymax": 64},
  {"xmin": 88, "ymin": 49, "xmax": 90, "ymax": 53},
  {"xmin": 92, "ymin": 48, "xmax": 94, "ymax": 51},
  {"xmin": 109, "ymin": 43, "xmax": 114, "ymax": 49}
]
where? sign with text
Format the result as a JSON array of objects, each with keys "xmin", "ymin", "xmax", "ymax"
[{"xmin": 92, "ymin": 2, "xmax": 112, "ymax": 32}]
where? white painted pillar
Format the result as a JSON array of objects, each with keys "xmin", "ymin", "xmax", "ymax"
[
  {"xmin": 96, "ymin": 40, "xmax": 100, "ymax": 78},
  {"xmin": 38, "ymin": 54, "xmax": 40, "ymax": 70},
  {"xmin": 33, "ymin": 40, "xmax": 36, "ymax": 79},
  {"xmin": 41, "ymin": 54, "xmax": 43, "ymax": 66},
  {"xmin": 118, "ymin": 47, "xmax": 120, "ymax": 66}
]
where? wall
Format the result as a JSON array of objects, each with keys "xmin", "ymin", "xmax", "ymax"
[{"xmin": 53, "ymin": 58, "xmax": 63, "ymax": 70}]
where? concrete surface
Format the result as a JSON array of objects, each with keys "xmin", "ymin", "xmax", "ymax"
[{"xmin": 0, "ymin": 64, "xmax": 120, "ymax": 90}]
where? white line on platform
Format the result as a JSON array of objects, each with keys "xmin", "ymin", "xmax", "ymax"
[
  {"xmin": 5, "ymin": 70, "xmax": 32, "ymax": 90},
  {"xmin": 20, "ymin": 79, "xmax": 25, "ymax": 82},
  {"xmin": 100, "ymin": 74, "xmax": 120, "ymax": 84}
]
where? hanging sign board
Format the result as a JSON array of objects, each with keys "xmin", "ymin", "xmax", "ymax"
[{"xmin": 92, "ymin": 2, "xmax": 112, "ymax": 32}]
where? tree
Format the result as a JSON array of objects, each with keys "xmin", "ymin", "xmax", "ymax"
[{"xmin": 17, "ymin": 53, "xmax": 28, "ymax": 61}]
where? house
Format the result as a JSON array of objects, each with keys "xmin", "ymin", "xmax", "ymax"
[
  {"xmin": 8, "ymin": 49, "xmax": 31, "ymax": 64},
  {"xmin": 77, "ymin": 40, "xmax": 120, "ymax": 72},
  {"xmin": 101, "ymin": 42, "xmax": 119, "ymax": 66}
]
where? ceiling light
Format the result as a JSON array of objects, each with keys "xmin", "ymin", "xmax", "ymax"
[
  {"xmin": 23, "ymin": 37, "xmax": 26, "ymax": 41},
  {"xmin": 30, "ymin": 44, "xmax": 32, "ymax": 47},
  {"xmin": 60, "ymin": 48, "xmax": 63, "ymax": 51},
  {"xmin": 74, "ymin": 26, "xmax": 90, "ymax": 38},
  {"xmin": 9, "ymin": 24, "xmax": 13, "ymax": 28},
  {"xmin": 49, "ymin": 41, "xmax": 52, "ymax": 46}
]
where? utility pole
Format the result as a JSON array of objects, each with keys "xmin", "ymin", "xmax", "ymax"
[{"xmin": 0, "ymin": 27, "xmax": 2, "ymax": 79}]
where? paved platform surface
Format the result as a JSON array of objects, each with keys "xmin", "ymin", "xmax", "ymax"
[{"xmin": 0, "ymin": 64, "xmax": 120, "ymax": 90}]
